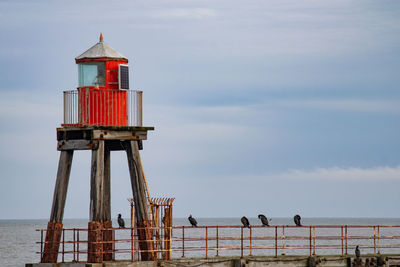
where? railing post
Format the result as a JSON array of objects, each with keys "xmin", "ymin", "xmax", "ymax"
[
  {"xmin": 40, "ymin": 230, "xmax": 43, "ymax": 261},
  {"xmin": 77, "ymin": 230, "xmax": 80, "ymax": 262},
  {"xmin": 282, "ymin": 225, "xmax": 285, "ymax": 255},
  {"xmin": 241, "ymin": 227, "xmax": 244, "ymax": 257},
  {"xmin": 249, "ymin": 227, "xmax": 252, "ymax": 256},
  {"xmin": 309, "ymin": 226, "xmax": 312, "ymax": 257},
  {"xmin": 275, "ymin": 226, "xmax": 278, "ymax": 258},
  {"xmin": 341, "ymin": 226, "xmax": 344, "ymax": 257},
  {"xmin": 131, "ymin": 225, "xmax": 134, "ymax": 261},
  {"xmin": 373, "ymin": 226, "xmax": 376, "ymax": 255},
  {"xmin": 73, "ymin": 228, "xmax": 76, "ymax": 262},
  {"xmin": 216, "ymin": 226, "xmax": 219, "ymax": 257},
  {"xmin": 377, "ymin": 226, "xmax": 380, "ymax": 254},
  {"xmin": 136, "ymin": 91, "xmax": 143, "ymax": 126},
  {"xmin": 313, "ymin": 225, "xmax": 316, "ymax": 255},
  {"xmin": 63, "ymin": 91, "xmax": 67, "ymax": 125},
  {"xmin": 62, "ymin": 228, "xmax": 65, "ymax": 263},
  {"xmin": 205, "ymin": 226, "xmax": 208, "ymax": 259},
  {"xmin": 182, "ymin": 226, "xmax": 185, "ymax": 258},
  {"xmin": 345, "ymin": 225, "xmax": 348, "ymax": 255}
]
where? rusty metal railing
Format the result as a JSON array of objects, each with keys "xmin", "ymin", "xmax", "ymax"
[
  {"xmin": 62, "ymin": 89, "xmax": 143, "ymax": 127},
  {"xmin": 36, "ymin": 224, "xmax": 400, "ymax": 263}
]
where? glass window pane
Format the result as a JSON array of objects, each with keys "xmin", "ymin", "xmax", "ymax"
[{"xmin": 78, "ymin": 63, "xmax": 105, "ymax": 87}]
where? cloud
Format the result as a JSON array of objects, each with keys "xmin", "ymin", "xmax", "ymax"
[
  {"xmin": 151, "ymin": 8, "xmax": 217, "ymax": 20},
  {"xmin": 274, "ymin": 165, "xmax": 400, "ymax": 181},
  {"xmin": 272, "ymin": 98, "xmax": 400, "ymax": 114}
]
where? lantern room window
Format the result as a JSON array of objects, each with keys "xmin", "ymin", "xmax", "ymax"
[{"xmin": 78, "ymin": 62, "xmax": 105, "ymax": 87}]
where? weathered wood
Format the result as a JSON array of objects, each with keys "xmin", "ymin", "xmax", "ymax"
[
  {"xmin": 87, "ymin": 221, "xmax": 103, "ymax": 263},
  {"xmin": 41, "ymin": 222, "xmax": 63, "ymax": 263},
  {"xmin": 57, "ymin": 126, "xmax": 154, "ymax": 141},
  {"xmin": 57, "ymin": 140, "xmax": 98, "ymax": 150},
  {"xmin": 90, "ymin": 140, "xmax": 105, "ymax": 222},
  {"xmin": 92, "ymin": 129, "xmax": 147, "ymax": 140},
  {"xmin": 50, "ymin": 150, "xmax": 74, "ymax": 223},
  {"xmin": 103, "ymin": 146, "xmax": 111, "ymax": 222},
  {"xmin": 125, "ymin": 140, "xmax": 155, "ymax": 261}
]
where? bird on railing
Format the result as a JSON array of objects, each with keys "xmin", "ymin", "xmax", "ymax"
[
  {"xmin": 294, "ymin": 214, "xmax": 302, "ymax": 226},
  {"xmin": 355, "ymin": 245, "xmax": 360, "ymax": 258},
  {"xmin": 241, "ymin": 216, "xmax": 250, "ymax": 228},
  {"xmin": 188, "ymin": 214, "xmax": 198, "ymax": 227},
  {"xmin": 258, "ymin": 214, "xmax": 270, "ymax": 226},
  {"xmin": 117, "ymin": 214, "xmax": 125, "ymax": 228}
]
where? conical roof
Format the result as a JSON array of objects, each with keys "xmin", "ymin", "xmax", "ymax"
[{"xmin": 75, "ymin": 34, "xmax": 127, "ymax": 61}]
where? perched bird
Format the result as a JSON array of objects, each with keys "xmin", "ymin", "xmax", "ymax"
[
  {"xmin": 355, "ymin": 245, "xmax": 360, "ymax": 258},
  {"xmin": 241, "ymin": 216, "xmax": 250, "ymax": 228},
  {"xmin": 294, "ymin": 214, "xmax": 302, "ymax": 226},
  {"xmin": 188, "ymin": 214, "xmax": 198, "ymax": 227},
  {"xmin": 117, "ymin": 214, "xmax": 125, "ymax": 228},
  {"xmin": 258, "ymin": 214, "xmax": 270, "ymax": 226}
]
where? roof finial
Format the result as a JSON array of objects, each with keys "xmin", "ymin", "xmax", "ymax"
[{"xmin": 99, "ymin": 33, "xmax": 104, "ymax": 42}]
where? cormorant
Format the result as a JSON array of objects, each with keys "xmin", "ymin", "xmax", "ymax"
[
  {"xmin": 258, "ymin": 214, "xmax": 270, "ymax": 226},
  {"xmin": 188, "ymin": 214, "xmax": 197, "ymax": 227},
  {"xmin": 294, "ymin": 214, "xmax": 302, "ymax": 226},
  {"xmin": 241, "ymin": 216, "xmax": 250, "ymax": 228},
  {"xmin": 117, "ymin": 214, "xmax": 125, "ymax": 228},
  {"xmin": 355, "ymin": 245, "xmax": 360, "ymax": 258}
]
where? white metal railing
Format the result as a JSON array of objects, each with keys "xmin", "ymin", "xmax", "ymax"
[{"xmin": 63, "ymin": 89, "xmax": 143, "ymax": 127}]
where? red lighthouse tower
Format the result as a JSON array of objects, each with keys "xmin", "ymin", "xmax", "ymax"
[{"xmin": 42, "ymin": 35, "xmax": 156, "ymax": 263}]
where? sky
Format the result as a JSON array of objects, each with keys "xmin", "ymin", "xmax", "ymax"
[{"xmin": 0, "ymin": 0, "xmax": 399, "ymax": 220}]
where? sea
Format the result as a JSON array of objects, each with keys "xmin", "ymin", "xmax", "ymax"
[{"xmin": 1, "ymin": 217, "xmax": 399, "ymax": 267}]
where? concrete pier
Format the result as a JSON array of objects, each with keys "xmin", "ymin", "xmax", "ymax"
[{"xmin": 26, "ymin": 255, "xmax": 400, "ymax": 267}]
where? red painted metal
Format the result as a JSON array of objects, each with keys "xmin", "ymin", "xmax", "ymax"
[{"xmin": 76, "ymin": 48, "xmax": 129, "ymax": 127}]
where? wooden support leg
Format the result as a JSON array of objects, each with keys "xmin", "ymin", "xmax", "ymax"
[
  {"xmin": 42, "ymin": 150, "xmax": 73, "ymax": 263},
  {"xmin": 125, "ymin": 140, "xmax": 155, "ymax": 261},
  {"xmin": 102, "ymin": 145, "xmax": 114, "ymax": 261},
  {"xmin": 88, "ymin": 140, "xmax": 105, "ymax": 263}
]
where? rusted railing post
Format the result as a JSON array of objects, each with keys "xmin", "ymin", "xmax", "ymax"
[
  {"xmin": 40, "ymin": 230, "xmax": 43, "ymax": 260},
  {"xmin": 241, "ymin": 227, "xmax": 244, "ymax": 257},
  {"xmin": 275, "ymin": 226, "xmax": 278, "ymax": 257},
  {"xmin": 373, "ymin": 226, "xmax": 376, "ymax": 255},
  {"xmin": 377, "ymin": 226, "xmax": 380, "ymax": 253},
  {"xmin": 341, "ymin": 226, "xmax": 344, "ymax": 256},
  {"xmin": 216, "ymin": 226, "xmax": 219, "ymax": 257},
  {"xmin": 309, "ymin": 226, "xmax": 312, "ymax": 257},
  {"xmin": 345, "ymin": 225, "xmax": 348, "ymax": 255},
  {"xmin": 62, "ymin": 228, "xmax": 65, "ymax": 262},
  {"xmin": 73, "ymin": 229, "xmax": 76, "ymax": 262},
  {"xmin": 249, "ymin": 227, "xmax": 252, "ymax": 256},
  {"xmin": 205, "ymin": 226, "xmax": 208, "ymax": 259},
  {"xmin": 77, "ymin": 230, "xmax": 80, "ymax": 262},
  {"xmin": 182, "ymin": 226, "xmax": 185, "ymax": 258},
  {"xmin": 282, "ymin": 225, "xmax": 285, "ymax": 255},
  {"xmin": 131, "ymin": 226, "xmax": 134, "ymax": 261},
  {"xmin": 312, "ymin": 225, "xmax": 316, "ymax": 255}
]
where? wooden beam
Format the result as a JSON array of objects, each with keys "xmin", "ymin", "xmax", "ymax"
[
  {"xmin": 57, "ymin": 140, "xmax": 98, "ymax": 151},
  {"xmin": 43, "ymin": 150, "xmax": 73, "ymax": 263},
  {"xmin": 103, "ymin": 145, "xmax": 111, "ymax": 222},
  {"xmin": 50, "ymin": 150, "xmax": 74, "ymax": 223},
  {"xmin": 124, "ymin": 140, "xmax": 155, "ymax": 261},
  {"xmin": 90, "ymin": 140, "xmax": 105, "ymax": 222},
  {"xmin": 125, "ymin": 141, "xmax": 149, "ymax": 222},
  {"xmin": 92, "ymin": 129, "xmax": 147, "ymax": 140}
]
